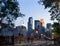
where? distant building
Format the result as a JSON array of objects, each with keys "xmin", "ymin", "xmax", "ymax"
[
  {"xmin": 20, "ymin": 26, "xmax": 27, "ymax": 38},
  {"xmin": 16, "ymin": 25, "xmax": 27, "ymax": 37},
  {"xmin": 46, "ymin": 23, "xmax": 52, "ymax": 37},
  {"xmin": 34, "ymin": 20, "xmax": 46, "ymax": 39},
  {"xmin": 47, "ymin": 23, "xmax": 52, "ymax": 29},
  {"xmin": 27, "ymin": 17, "xmax": 33, "ymax": 37},
  {"xmin": 14, "ymin": 25, "xmax": 27, "ymax": 44},
  {"xmin": 41, "ymin": 26, "xmax": 45, "ymax": 35},
  {"xmin": 34, "ymin": 20, "xmax": 42, "ymax": 38},
  {"xmin": 35, "ymin": 20, "xmax": 41, "ymax": 31},
  {"xmin": 40, "ymin": 19, "xmax": 45, "ymax": 27},
  {"xmin": 28, "ymin": 17, "xmax": 33, "ymax": 31},
  {"xmin": 40, "ymin": 19, "xmax": 45, "ymax": 34}
]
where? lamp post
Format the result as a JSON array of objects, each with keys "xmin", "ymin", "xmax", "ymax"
[
  {"xmin": 52, "ymin": 33, "xmax": 54, "ymax": 40},
  {"xmin": 51, "ymin": 27, "xmax": 54, "ymax": 39}
]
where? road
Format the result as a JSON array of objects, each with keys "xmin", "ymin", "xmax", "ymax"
[
  {"xmin": 1, "ymin": 40, "xmax": 54, "ymax": 46},
  {"xmin": 14, "ymin": 40, "xmax": 54, "ymax": 46}
]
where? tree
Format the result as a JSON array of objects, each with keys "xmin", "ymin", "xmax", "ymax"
[
  {"xmin": 0, "ymin": 0, "xmax": 25, "ymax": 31},
  {"xmin": 38, "ymin": 1, "xmax": 60, "ymax": 45},
  {"xmin": 52, "ymin": 22, "xmax": 60, "ymax": 46},
  {"xmin": 53, "ymin": 22, "xmax": 60, "ymax": 35},
  {"xmin": 38, "ymin": 0, "xmax": 60, "ymax": 21}
]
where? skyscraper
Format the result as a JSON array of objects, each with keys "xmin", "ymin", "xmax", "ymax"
[
  {"xmin": 40, "ymin": 19, "xmax": 45, "ymax": 34},
  {"xmin": 35, "ymin": 20, "xmax": 41, "ymax": 31},
  {"xmin": 34, "ymin": 20, "xmax": 42, "ymax": 38},
  {"xmin": 27, "ymin": 17, "xmax": 33, "ymax": 37},
  {"xmin": 40, "ymin": 19, "xmax": 45, "ymax": 27},
  {"xmin": 46, "ymin": 23, "xmax": 52, "ymax": 37},
  {"xmin": 28, "ymin": 17, "xmax": 33, "ymax": 31},
  {"xmin": 47, "ymin": 23, "xmax": 52, "ymax": 29}
]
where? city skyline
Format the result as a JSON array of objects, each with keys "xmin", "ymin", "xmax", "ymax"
[
  {"xmin": 0, "ymin": 0, "xmax": 59, "ymax": 45},
  {"xmin": 15, "ymin": 0, "xmax": 53, "ymax": 28}
]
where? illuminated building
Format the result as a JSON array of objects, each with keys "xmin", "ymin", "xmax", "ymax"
[
  {"xmin": 40, "ymin": 19, "xmax": 45, "ymax": 34},
  {"xmin": 40, "ymin": 19, "xmax": 45, "ymax": 27}
]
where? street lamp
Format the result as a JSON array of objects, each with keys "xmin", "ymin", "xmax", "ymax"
[
  {"xmin": 52, "ymin": 33, "xmax": 54, "ymax": 39},
  {"xmin": 51, "ymin": 27, "xmax": 54, "ymax": 30},
  {"xmin": 41, "ymin": 34, "xmax": 43, "ymax": 39},
  {"xmin": 51, "ymin": 27, "xmax": 54, "ymax": 39},
  {"xmin": 36, "ymin": 31, "xmax": 38, "ymax": 34}
]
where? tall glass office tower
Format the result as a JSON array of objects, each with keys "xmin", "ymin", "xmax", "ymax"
[
  {"xmin": 27, "ymin": 17, "xmax": 33, "ymax": 37},
  {"xmin": 28, "ymin": 17, "xmax": 33, "ymax": 31}
]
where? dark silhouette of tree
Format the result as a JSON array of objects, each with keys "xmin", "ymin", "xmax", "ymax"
[
  {"xmin": 53, "ymin": 22, "xmax": 60, "ymax": 35},
  {"xmin": 0, "ymin": 0, "xmax": 25, "ymax": 31},
  {"xmin": 38, "ymin": 0, "xmax": 60, "ymax": 21},
  {"xmin": 52, "ymin": 22, "xmax": 60, "ymax": 46}
]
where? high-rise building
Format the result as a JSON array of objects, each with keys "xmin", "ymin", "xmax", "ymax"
[
  {"xmin": 40, "ymin": 19, "xmax": 45, "ymax": 27},
  {"xmin": 46, "ymin": 23, "xmax": 52, "ymax": 37},
  {"xmin": 47, "ymin": 23, "xmax": 52, "ymax": 29},
  {"xmin": 35, "ymin": 20, "xmax": 46, "ymax": 39},
  {"xmin": 35, "ymin": 20, "xmax": 41, "ymax": 31},
  {"xmin": 41, "ymin": 26, "xmax": 45, "ymax": 34},
  {"xmin": 28, "ymin": 17, "xmax": 33, "ymax": 31},
  {"xmin": 27, "ymin": 17, "xmax": 33, "ymax": 37},
  {"xmin": 40, "ymin": 19, "xmax": 45, "ymax": 34},
  {"xmin": 34, "ymin": 20, "xmax": 42, "ymax": 38}
]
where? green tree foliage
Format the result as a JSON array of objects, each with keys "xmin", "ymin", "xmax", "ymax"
[
  {"xmin": 38, "ymin": 0, "xmax": 60, "ymax": 21},
  {"xmin": 38, "ymin": 0, "xmax": 60, "ymax": 8},
  {"xmin": 52, "ymin": 22, "xmax": 60, "ymax": 35},
  {"xmin": 0, "ymin": 0, "xmax": 25, "ymax": 31}
]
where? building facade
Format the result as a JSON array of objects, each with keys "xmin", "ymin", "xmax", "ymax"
[
  {"xmin": 40, "ymin": 19, "xmax": 45, "ymax": 27},
  {"xmin": 28, "ymin": 17, "xmax": 33, "ymax": 31},
  {"xmin": 40, "ymin": 19, "xmax": 45, "ymax": 35},
  {"xmin": 47, "ymin": 23, "xmax": 52, "ymax": 29},
  {"xmin": 46, "ymin": 23, "xmax": 52, "ymax": 37},
  {"xmin": 27, "ymin": 17, "xmax": 33, "ymax": 38},
  {"xmin": 14, "ymin": 26, "xmax": 27, "ymax": 44},
  {"xmin": 34, "ymin": 20, "xmax": 42, "ymax": 39}
]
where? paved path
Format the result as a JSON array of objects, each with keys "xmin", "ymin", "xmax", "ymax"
[
  {"xmin": 0, "ymin": 40, "xmax": 54, "ymax": 46},
  {"xmin": 14, "ymin": 40, "xmax": 54, "ymax": 46}
]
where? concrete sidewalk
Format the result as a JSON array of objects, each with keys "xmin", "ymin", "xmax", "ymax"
[{"xmin": 14, "ymin": 40, "xmax": 54, "ymax": 46}]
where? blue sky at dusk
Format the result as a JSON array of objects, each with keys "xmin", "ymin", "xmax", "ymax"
[{"xmin": 15, "ymin": 0, "xmax": 53, "ymax": 28}]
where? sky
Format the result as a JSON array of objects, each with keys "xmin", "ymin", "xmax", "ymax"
[{"xmin": 15, "ymin": 0, "xmax": 53, "ymax": 28}]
